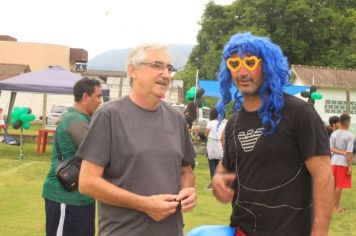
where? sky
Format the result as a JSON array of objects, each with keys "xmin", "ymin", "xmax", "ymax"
[{"xmin": 2, "ymin": 0, "xmax": 233, "ymax": 59}]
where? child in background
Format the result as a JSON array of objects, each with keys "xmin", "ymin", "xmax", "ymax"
[{"xmin": 0, "ymin": 108, "xmax": 7, "ymax": 134}]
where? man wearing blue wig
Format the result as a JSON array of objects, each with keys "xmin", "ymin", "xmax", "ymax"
[{"xmin": 212, "ymin": 32, "xmax": 334, "ymax": 236}]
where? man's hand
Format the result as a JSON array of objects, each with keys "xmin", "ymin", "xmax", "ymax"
[
  {"xmin": 212, "ymin": 172, "xmax": 236, "ymax": 203},
  {"xmin": 347, "ymin": 166, "xmax": 352, "ymax": 175},
  {"xmin": 176, "ymin": 187, "xmax": 196, "ymax": 213},
  {"xmin": 143, "ymin": 194, "xmax": 179, "ymax": 222}
]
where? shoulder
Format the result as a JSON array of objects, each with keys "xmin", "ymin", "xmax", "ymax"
[
  {"xmin": 283, "ymin": 93, "xmax": 310, "ymax": 111},
  {"xmin": 161, "ymin": 101, "xmax": 185, "ymax": 121},
  {"xmin": 225, "ymin": 112, "xmax": 239, "ymax": 130},
  {"xmin": 60, "ymin": 108, "xmax": 89, "ymax": 126},
  {"xmin": 93, "ymin": 97, "xmax": 129, "ymax": 118},
  {"xmin": 282, "ymin": 93, "xmax": 321, "ymax": 121}
]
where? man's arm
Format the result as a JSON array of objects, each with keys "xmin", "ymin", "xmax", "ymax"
[
  {"xmin": 176, "ymin": 165, "xmax": 196, "ymax": 212},
  {"xmin": 204, "ymin": 128, "xmax": 210, "ymax": 137},
  {"xmin": 346, "ymin": 152, "xmax": 353, "ymax": 175},
  {"xmin": 304, "ymin": 156, "xmax": 334, "ymax": 236},
  {"xmin": 79, "ymin": 160, "xmax": 179, "ymax": 222},
  {"xmin": 212, "ymin": 163, "xmax": 236, "ymax": 203},
  {"xmin": 330, "ymin": 147, "xmax": 347, "ymax": 156}
]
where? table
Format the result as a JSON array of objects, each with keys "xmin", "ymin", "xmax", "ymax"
[{"xmin": 37, "ymin": 128, "xmax": 56, "ymax": 154}]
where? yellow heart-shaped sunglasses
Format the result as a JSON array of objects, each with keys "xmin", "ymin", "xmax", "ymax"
[{"xmin": 226, "ymin": 56, "xmax": 262, "ymax": 72}]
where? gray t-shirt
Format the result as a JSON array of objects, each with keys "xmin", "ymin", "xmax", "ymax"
[
  {"xmin": 76, "ymin": 96, "xmax": 195, "ymax": 236},
  {"xmin": 330, "ymin": 129, "xmax": 354, "ymax": 166}
]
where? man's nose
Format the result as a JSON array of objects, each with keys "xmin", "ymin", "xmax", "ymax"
[
  {"xmin": 237, "ymin": 65, "xmax": 249, "ymax": 77},
  {"xmin": 161, "ymin": 67, "xmax": 171, "ymax": 78}
]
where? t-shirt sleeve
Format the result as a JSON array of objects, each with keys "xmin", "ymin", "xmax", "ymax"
[
  {"xmin": 76, "ymin": 108, "xmax": 111, "ymax": 167},
  {"xmin": 221, "ymin": 116, "xmax": 235, "ymax": 172},
  {"xmin": 181, "ymin": 118, "xmax": 196, "ymax": 168},
  {"xmin": 292, "ymin": 104, "xmax": 330, "ymax": 161},
  {"xmin": 346, "ymin": 135, "xmax": 354, "ymax": 152},
  {"xmin": 206, "ymin": 121, "xmax": 213, "ymax": 129},
  {"xmin": 329, "ymin": 134, "xmax": 335, "ymax": 148},
  {"xmin": 67, "ymin": 121, "xmax": 89, "ymax": 147}
]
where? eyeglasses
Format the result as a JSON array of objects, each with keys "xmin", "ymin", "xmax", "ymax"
[
  {"xmin": 226, "ymin": 56, "xmax": 262, "ymax": 72},
  {"xmin": 140, "ymin": 61, "xmax": 177, "ymax": 77}
]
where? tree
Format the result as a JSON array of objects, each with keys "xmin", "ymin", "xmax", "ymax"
[{"xmin": 182, "ymin": 0, "xmax": 356, "ymax": 88}]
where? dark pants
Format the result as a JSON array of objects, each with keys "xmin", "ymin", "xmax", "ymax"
[
  {"xmin": 208, "ymin": 159, "xmax": 220, "ymax": 179},
  {"xmin": 45, "ymin": 199, "xmax": 95, "ymax": 236}
]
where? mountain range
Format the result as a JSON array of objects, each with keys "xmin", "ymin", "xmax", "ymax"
[{"xmin": 88, "ymin": 44, "xmax": 194, "ymax": 71}]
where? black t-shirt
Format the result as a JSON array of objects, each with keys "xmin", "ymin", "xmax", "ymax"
[{"xmin": 222, "ymin": 94, "xmax": 330, "ymax": 236}]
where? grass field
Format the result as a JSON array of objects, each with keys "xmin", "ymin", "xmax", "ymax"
[{"xmin": 0, "ymin": 142, "xmax": 355, "ymax": 235}]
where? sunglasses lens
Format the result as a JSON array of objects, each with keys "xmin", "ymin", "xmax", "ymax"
[
  {"xmin": 229, "ymin": 60, "xmax": 240, "ymax": 70},
  {"xmin": 245, "ymin": 58, "xmax": 257, "ymax": 69}
]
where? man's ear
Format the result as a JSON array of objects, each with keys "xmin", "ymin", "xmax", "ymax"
[
  {"xmin": 128, "ymin": 64, "xmax": 137, "ymax": 81},
  {"xmin": 82, "ymin": 92, "xmax": 89, "ymax": 102}
]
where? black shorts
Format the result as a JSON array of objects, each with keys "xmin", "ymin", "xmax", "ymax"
[{"xmin": 45, "ymin": 198, "xmax": 95, "ymax": 236}]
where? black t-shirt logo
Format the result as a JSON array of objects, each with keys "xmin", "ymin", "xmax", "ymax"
[{"xmin": 238, "ymin": 128, "xmax": 264, "ymax": 152}]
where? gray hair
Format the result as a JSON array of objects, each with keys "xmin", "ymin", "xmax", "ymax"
[
  {"xmin": 127, "ymin": 42, "xmax": 168, "ymax": 68},
  {"xmin": 126, "ymin": 43, "xmax": 168, "ymax": 85}
]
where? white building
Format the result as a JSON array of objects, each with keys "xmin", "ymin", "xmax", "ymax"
[{"xmin": 292, "ymin": 65, "xmax": 356, "ymax": 135}]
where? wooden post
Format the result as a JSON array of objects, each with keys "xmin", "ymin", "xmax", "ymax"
[
  {"xmin": 19, "ymin": 126, "xmax": 24, "ymax": 159},
  {"xmin": 346, "ymin": 89, "xmax": 350, "ymax": 114},
  {"xmin": 42, "ymin": 94, "xmax": 47, "ymax": 128}
]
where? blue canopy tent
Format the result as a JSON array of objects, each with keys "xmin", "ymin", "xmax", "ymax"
[
  {"xmin": 198, "ymin": 80, "xmax": 309, "ymax": 98},
  {"xmin": 0, "ymin": 66, "xmax": 109, "ymax": 127}
]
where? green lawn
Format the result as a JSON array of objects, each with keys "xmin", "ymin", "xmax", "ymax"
[
  {"xmin": 0, "ymin": 121, "xmax": 44, "ymax": 136},
  {"xmin": 0, "ymin": 142, "xmax": 355, "ymax": 235}
]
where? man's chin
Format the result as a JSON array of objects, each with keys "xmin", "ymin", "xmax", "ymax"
[{"xmin": 240, "ymin": 90, "xmax": 259, "ymax": 97}]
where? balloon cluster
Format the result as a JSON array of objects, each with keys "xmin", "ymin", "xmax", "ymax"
[
  {"xmin": 10, "ymin": 106, "xmax": 36, "ymax": 129},
  {"xmin": 185, "ymin": 87, "xmax": 205, "ymax": 107}
]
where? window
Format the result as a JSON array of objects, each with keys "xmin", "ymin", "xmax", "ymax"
[{"xmin": 324, "ymin": 100, "xmax": 356, "ymax": 114}]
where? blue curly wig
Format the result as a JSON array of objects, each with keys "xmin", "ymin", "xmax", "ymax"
[{"xmin": 216, "ymin": 32, "xmax": 290, "ymax": 135}]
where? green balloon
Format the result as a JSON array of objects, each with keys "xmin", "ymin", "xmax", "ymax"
[
  {"xmin": 19, "ymin": 107, "xmax": 28, "ymax": 116},
  {"xmin": 10, "ymin": 111, "xmax": 20, "ymax": 120},
  {"xmin": 23, "ymin": 122, "xmax": 30, "ymax": 129},
  {"xmin": 311, "ymin": 92, "xmax": 323, "ymax": 100},
  {"xmin": 28, "ymin": 113, "xmax": 36, "ymax": 121},
  {"xmin": 20, "ymin": 114, "xmax": 31, "ymax": 123},
  {"xmin": 187, "ymin": 90, "xmax": 196, "ymax": 100}
]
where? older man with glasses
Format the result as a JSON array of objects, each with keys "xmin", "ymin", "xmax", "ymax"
[{"xmin": 77, "ymin": 43, "xmax": 196, "ymax": 236}]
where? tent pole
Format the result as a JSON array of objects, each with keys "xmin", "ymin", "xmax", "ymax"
[
  {"xmin": 42, "ymin": 94, "xmax": 47, "ymax": 128},
  {"xmin": 6, "ymin": 92, "xmax": 17, "ymax": 127}
]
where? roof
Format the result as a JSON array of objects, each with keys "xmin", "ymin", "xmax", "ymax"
[
  {"xmin": 292, "ymin": 64, "xmax": 356, "ymax": 89},
  {"xmin": 81, "ymin": 70, "xmax": 127, "ymax": 78},
  {"xmin": 0, "ymin": 63, "xmax": 31, "ymax": 81}
]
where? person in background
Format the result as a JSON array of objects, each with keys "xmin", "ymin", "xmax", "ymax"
[
  {"xmin": 184, "ymin": 101, "xmax": 200, "ymax": 133},
  {"xmin": 330, "ymin": 113, "xmax": 354, "ymax": 213},
  {"xmin": 42, "ymin": 77, "xmax": 102, "ymax": 236},
  {"xmin": 0, "ymin": 108, "xmax": 7, "ymax": 134},
  {"xmin": 212, "ymin": 32, "xmax": 334, "ymax": 235},
  {"xmin": 328, "ymin": 115, "xmax": 340, "ymax": 136},
  {"xmin": 77, "ymin": 43, "xmax": 196, "ymax": 236},
  {"xmin": 325, "ymin": 125, "xmax": 334, "ymax": 137},
  {"xmin": 204, "ymin": 108, "xmax": 225, "ymax": 190}
]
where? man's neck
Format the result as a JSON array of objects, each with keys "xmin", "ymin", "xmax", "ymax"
[
  {"xmin": 243, "ymin": 95, "xmax": 261, "ymax": 112},
  {"xmin": 73, "ymin": 103, "xmax": 89, "ymax": 115},
  {"xmin": 129, "ymin": 92, "xmax": 160, "ymax": 110},
  {"xmin": 340, "ymin": 125, "xmax": 349, "ymax": 131}
]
